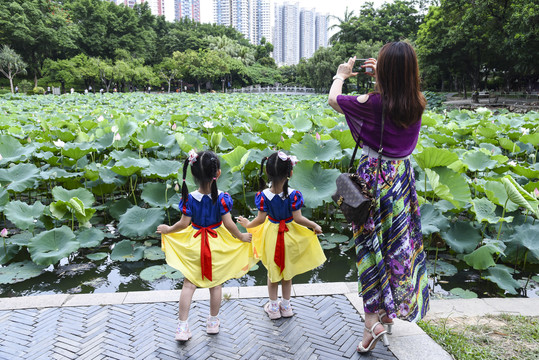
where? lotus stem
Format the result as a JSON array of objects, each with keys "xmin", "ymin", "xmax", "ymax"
[
  {"xmin": 130, "ymin": 175, "xmax": 137, "ymax": 205},
  {"xmin": 522, "ymin": 250, "xmax": 528, "ymax": 272},
  {"xmin": 496, "ymin": 198, "xmax": 508, "ymax": 241},
  {"xmin": 433, "ymin": 245, "xmax": 439, "ymax": 277},
  {"xmin": 241, "ymin": 171, "xmax": 246, "ymax": 210},
  {"xmin": 523, "ymin": 273, "xmax": 531, "ymax": 297}
]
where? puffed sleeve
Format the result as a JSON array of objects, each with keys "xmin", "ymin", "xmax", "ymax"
[
  {"xmin": 178, "ymin": 196, "xmax": 192, "ymax": 217},
  {"xmin": 254, "ymin": 191, "xmax": 266, "ymax": 212},
  {"xmin": 290, "ymin": 190, "xmax": 304, "ymax": 211},
  {"xmin": 219, "ymin": 192, "xmax": 233, "ymax": 215}
]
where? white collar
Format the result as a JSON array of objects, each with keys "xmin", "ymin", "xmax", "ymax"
[
  {"xmin": 191, "ymin": 190, "xmax": 223, "ymax": 202},
  {"xmin": 262, "ymin": 188, "xmax": 295, "ymax": 200}
]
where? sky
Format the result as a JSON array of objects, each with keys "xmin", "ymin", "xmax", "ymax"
[{"xmin": 199, "ymin": 0, "xmax": 389, "ymax": 25}]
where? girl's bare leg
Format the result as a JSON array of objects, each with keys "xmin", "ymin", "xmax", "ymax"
[
  {"xmin": 179, "ymin": 279, "xmax": 196, "ymax": 321},
  {"xmin": 209, "ymin": 285, "xmax": 222, "ymax": 317},
  {"xmin": 281, "ymin": 279, "xmax": 292, "ymax": 300},
  {"xmin": 267, "ymin": 277, "xmax": 279, "ymax": 301}
]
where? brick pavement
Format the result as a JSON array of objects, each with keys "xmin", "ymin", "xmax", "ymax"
[{"xmin": 0, "ymin": 294, "xmax": 396, "ymax": 360}]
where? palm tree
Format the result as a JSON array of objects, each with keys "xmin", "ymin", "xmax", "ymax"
[
  {"xmin": 328, "ymin": 7, "xmax": 356, "ymax": 44},
  {"xmin": 0, "ymin": 45, "xmax": 27, "ymax": 93}
]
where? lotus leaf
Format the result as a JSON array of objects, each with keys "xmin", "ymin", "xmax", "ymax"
[
  {"xmin": 498, "ymin": 138, "xmax": 521, "ymax": 153},
  {"xmin": 0, "ymin": 163, "xmax": 40, "ymax": 192},
  {"xmin": 323, "ymin": 233, "xmax": 349, "ymax": 244},
  {"xmin": 28, "ymin": 226, "xmax": 80, "ymax": 265},
  {"xmin": 290, "ymin": 135, "xmax": 342, "ymax": 162},
  {"xmin": 449, "ymin": 288, "xmax": 478, "ymax": 299},
  {"xmin": 110, "ymin": 149, "xmax": 140, "ymax": 161},
  {"xmin": 484, "ymin": 264, "xmax": 520, "ymax": 295},
  {"xmin": 289, "ymin": 115, "xmax": 312, "ymax": 132},
  {"xmin": 506, "ymin": 223, "xmax": 539, "ymax": 259},
  {"xmin": 330, "ymin": 129, "xmax": 355, "ymax": 150},
  {"xmin": 420, "ymin": 204, "xmax": 450, "ymax": 235},
  {"xmin": 4, "ymin": 200, "xmax": 46, "ymax": 231},
  {"xmin": 0, "ymin": 187, "xmax": 8, "ymax": 210},
  {"xmin": 426, "ymin": 259, "xmax": 457, "ymax": 277},
  {"xmin": 462, "ymin": 151, "xmax": 498, "ymax": 172},
  {"xmin": 222, "ymin": 146, "xmax": 250, "ymax": 172},
  {"xmin": 0, "ymin": 244, "xmax": 20, "ymax": 264},
  {"xmin": 428, "ymin": 134, "xmax": 458, "ymax": 146},
  {"xmin": 0, "ymin": 135, "xmax": 35, "ymax": 165},
  {"xmin": 483, "ymin": 180, "xmax": 519, "ymax": 212},
  {"xmin": 111, "ymin": 157, "xmax": 150, "ymax": 176},
  {"xmin": 144, "ymin": 246, "xmax": 165, "ymax": 260},
  {"xmin": 320, "ymin": 241, "xmax": 337, "ymax": 250},
  {"xmin": 52, "ymin": 186, "xmax": 95, "ymax": 208},
  {"xmin": 110, "ymin": 239, "xmax": 145, "ymax": 261},
  {"xmin": 141, "ymin": 159, "xmax": 181, "ymax": 179},
  {"xmin": 463, "ymin": 244, "xmax": 499, "ymax": 270},
  {"xmin": 118, "ymin": 206, "xmax": 165, "ymax": 238},
  {"xmin": 140, "ymin": 264, "xmax": 183, "ymax": 281},
  {"xmin": 426, "ymin": 167, "xmax": 471, "ymax": 208},
  {"xmin": 141, "ymin": 182, "xmax": 181, "ymax": 208},
  {"xmin": 0, "ymin": 261, "xmax": 46, "ymax": 284},
  {"xmin": 62, "ymin": 142, "xmax": 97, "ymax": 160},
  {"xmin": 502, "ymin": 177, "xmax": 539, "ymax": 217},
  {"xmin": 41, "ymin": 167, "xmax": 82, "ymax": 180},
  {"xmin": 175, "ymin": 132, "xmax": 205, "ymax": 153},
  {"xmin": 135, "ymin": 125, "xmax": 175, "ymax": 148},
  {"xmin": 519, "ymin": 132, "xmax": 539, "ymax": 146},
  {"xmin": 413, "ymin": 148, "xmax": 459, "ymax": 170},
  {"xmin": 511, "ymin": 165, "xmax": 539, "ymax": 179},
  {"xmin": 288, "ymin": 162, "xmax": 339, "ymax": 208},
  {"xmin": 86, "ymin": 252, "xmax": 108, "ymax": 261},
  {"xmin": 77, "ymin": 228, "xmax": 105, "ymax": 248},
  {"xmin": 471, "ymin": 197, "xmax": 506, "ymax": 224},
  {"xmin": 440, "ymin": 222, "xmax": 482, "ymax": 254}
]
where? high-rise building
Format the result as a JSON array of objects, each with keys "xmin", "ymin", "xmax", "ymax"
[
  {"xmin": 300, "ymin": 8, "xmax": 315, "ymax": 60},
  {"xmin": 273, "ymin": 2, "xmax": 328, "ymax": 65},
  {"xmin": 250, "ymin": 0, "xmax": 271, "ymax": 45},
  {"xmin": 175, "ymin": 0, "xmax": 201, "ymax": 22},
  {"xmin": 213, "ymin": 0, "xmax": 270, "ymax": 45},
  {"xmin": 315, "ymin": 12, "xmax": 328, "ymax": 49},
  {"xmin": 273, "ymin": 2, "xmax": 300, "ymax": 66}
]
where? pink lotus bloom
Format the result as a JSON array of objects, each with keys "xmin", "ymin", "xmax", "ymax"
[
  {"xmin": 316, "ymin": 132, "xmax": 321, "ymax": 140},
  {"xmin": 172, "ymin": 123, "xmax": 177, "ymax": 130},
  {"xmin": 0, "ymin": 228, "xmax": 7, "ymax": 237},
  {"xmin": 113, "ymin": 133, "xmax": 121, "ymax": 142},
  {"xmin": 535, "ymin": 188, "xmax": 539, "ymax": 198}
]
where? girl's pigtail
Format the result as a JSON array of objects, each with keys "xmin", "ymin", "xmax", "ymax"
[
  {"xmin": 181, "ymin": 158, "xmax": 190, "ymax": 201},
  {"xmin": 210, "ymin": 157, "xmax": 219, "ymax": 204},
  {"xmin": 259, "ymin": 157, "xmax": 268, "ymax": 191},
  {"xmin": 282, "ymin": 161, "xmax": 292, "ymax": 198}
]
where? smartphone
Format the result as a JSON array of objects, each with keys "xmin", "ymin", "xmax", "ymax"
[{"xmin": 354, "ymin": 58, "xmax": 373, "ymax": 73}]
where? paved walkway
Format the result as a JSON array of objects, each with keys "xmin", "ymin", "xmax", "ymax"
[{"xmin": 0, "ymin": 282, "xmax": 537, "ymax": 360}]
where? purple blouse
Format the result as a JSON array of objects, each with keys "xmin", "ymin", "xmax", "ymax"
[{"xmin": 336, "ymin": 93, "xmax": 421, "ymax": 158}]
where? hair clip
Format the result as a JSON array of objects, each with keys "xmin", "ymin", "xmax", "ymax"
[
  {"xmin": 212, "ymin": 177, "xmax": 216, "ymax": 180},
  {"xmin": 187, "ymin": 149, "xmax": 198, "ymax": 165}
]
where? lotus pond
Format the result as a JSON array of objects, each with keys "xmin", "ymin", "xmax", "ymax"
[{"xmin": 0, "ymin": 93, "xmax": 538, "ymax": 299}]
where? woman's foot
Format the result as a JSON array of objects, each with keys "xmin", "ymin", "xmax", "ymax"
[
  {"xmin": 357, "ymin": 322, "xmax": 386, "ymax": 352},
  {"xmin": 378, "ymin": 311, "xmax": 394, "ymax": 335}
]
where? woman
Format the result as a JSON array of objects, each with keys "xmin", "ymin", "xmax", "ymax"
[{"xmin": 328, "ymin": 42, "xmax": 429, "ymax": 352}]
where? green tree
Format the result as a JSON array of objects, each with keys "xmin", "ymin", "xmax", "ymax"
[
  {"xmin": 0, "ymin": 45, "xmax": 27, "ymax": 93},
  {"xmin": 156, "ymin": 57, "xmax": 182, "ymax": 93},
  {"xmin": 42, "ymin": 57, "xmax": 76, "ymax": 93}
]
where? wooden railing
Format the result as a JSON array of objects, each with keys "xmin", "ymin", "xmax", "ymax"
[{"xmin": 230, "ymin": 85, "xmax": 316, "ymax": 94}]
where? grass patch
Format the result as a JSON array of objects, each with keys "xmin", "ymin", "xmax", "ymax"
[{"xmin": 418, "ymin": 314, "xmax": 539, "ymax": 360}]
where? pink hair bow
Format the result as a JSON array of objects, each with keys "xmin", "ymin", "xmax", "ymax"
[
  {"xmin": 187, "ymin": 149, "xmax": 198, "ymax": 165},
  {"xmin": 277, "ymin": 151, "xmax": 298, "ymax": 166}
]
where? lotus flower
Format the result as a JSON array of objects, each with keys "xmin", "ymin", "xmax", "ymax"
[
  {"xmin": 284, "ymin": 129, "xmax": 294, "ymax": 137},
  {"xmin": 53, "ymin": 139, "xmax": 65, "ymax": 148},
  {"xmin": 508, "ymin": 160, "xmax": 517, "ymax": 166},
  {"xmin": 174, "ymin": 183, "xmax": 180, "ymax": 192},
  {"xmin": 113, "ymin": 133, "xmax": 121, "ymax": 142},
  {"xmin": 0, "ymin": 228, "xmax": 7, "ymax": 237},
  {"xmin": 97, "ymin": 115, "xmax": 104, "ymax": 122},
  {"xmin": 172, "ymin": 123, "xmax": 177, "ymax": 130},
  {"xmin": 27, "ymin": 137, "xmax": 31, "ymax": 143},
  {"xmin": 316, "ymin": 132, "xmax": 321, "ymax": 140},
  {"xmin": 0, "ymin": 154, "xmax": 2, "ymax": 161},
  {"xmin": 203, "ymin": 121, "xmax": 214, "ymax": 129},
  {"xmin": 521, "ymin": 127, "xmax": 530, "ymax": 135},
  {"xmin": 534, "ymin": 188, "xmax": 539, "ymax": 198},
  {"xmin": 111, "ymin": 125, "xmax": 119, "ymax": 133}
]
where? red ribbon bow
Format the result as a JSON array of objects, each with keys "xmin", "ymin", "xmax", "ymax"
[
  {"xmin": 194, "ymin": 225, "xmax": 218, "ymax": 281},
  {"xmin": 274, "ymin": 219, "xmax": 289, "ymax": 274}
]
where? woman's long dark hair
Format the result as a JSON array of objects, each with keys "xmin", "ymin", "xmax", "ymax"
[
  {"xmin": 375, "ymin": 41, "xmax": 426, "ymax": 128},
  {"xmin": 259, "ymin": 152, "xmax": 293, "ymax": 198},
  {"xmin": 181, "ymin": 150, "xmax": 220, "ymax": 203}
]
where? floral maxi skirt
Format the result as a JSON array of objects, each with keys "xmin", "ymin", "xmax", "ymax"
[{"xmin": 353, "ymin": 154, "xmax": 429, "ymax": 322}]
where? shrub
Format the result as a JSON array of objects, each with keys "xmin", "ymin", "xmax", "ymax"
[
  {"xmin": 17, "ymin": 80, "xmax": 33, "ymax": 93},
  {"xmin": 33, "ymin": 86, "xmax": 45, "ymax": 95}
]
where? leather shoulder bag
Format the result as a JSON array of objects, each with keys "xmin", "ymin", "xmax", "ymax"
[{"xmin": 332, "ymin": 104, "xmax": 388, "ymax": 226}]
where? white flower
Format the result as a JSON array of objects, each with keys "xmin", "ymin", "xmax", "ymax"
[
  {"xmin": 0, "ymin": 154, "xmax": 2, "ymax": 161},
  {"xmin": 520, "ymin": 127, "xmax": 530, "ymax": 135},
  {"xmin": 149, "ymin": 120, "xmax": 154, "ymax": 124},
  {"xmin": 97, "ymin": 115, "xmax": 104, "ymax": 122},
  {"xmin": 143, "ymin": 121, "xmax": 148, "ymax": 126},
  {"xmin": 53, "ymin": 139, "xmax": 65, "ymax": 148},
  {"xmin": 203, "ymin": 121, "xmax": 214, "ymax": 129},
  {"xmin": 284, "ymin": 129, "xmax": 294, "ymax": 137},
  {"xmin": 111, "ymin": 125, "xmax": 119, "ymax": 133},
  {"xmin": 508, "ymin": 160, "xmax": 517, "ymax": 166},
  {"xmin": 113, "ymin": 133, "xmax": 121, "ymax": 142}
]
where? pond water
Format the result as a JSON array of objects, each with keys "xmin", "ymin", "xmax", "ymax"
[{"xmin": 1, "ymin": 242, "xmax": 537, "ymax": 299}]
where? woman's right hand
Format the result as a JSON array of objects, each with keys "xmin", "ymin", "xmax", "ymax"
[
  {"xmin": 239, "ymin": 233, "xmax": 252, "ymax": 243},
  {"xmin": 362, "ymin": 58, "xmax": 377, "ymax": 77}
]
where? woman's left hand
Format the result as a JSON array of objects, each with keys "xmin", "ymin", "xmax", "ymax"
[{"xmin": 336, "ymin": 56, "xmax": 358, "ymax": 80}]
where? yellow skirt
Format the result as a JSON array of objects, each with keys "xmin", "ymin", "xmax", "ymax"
[
  {"xmin": 248, "ymin": 219, "xmax": 326, "ymax": 282},
  {"xmin": 161, "ymin": 225, "xmax": 258, "ymax": 288}
]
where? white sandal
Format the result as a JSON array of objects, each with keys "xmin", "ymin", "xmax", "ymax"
[{"xmin": 357, "ymin": 322, "xmax": 387, "ymax": 353}]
